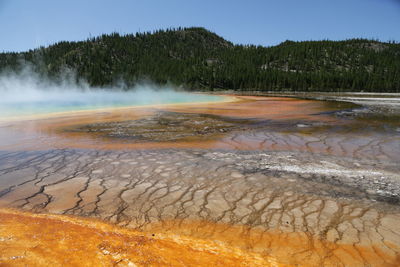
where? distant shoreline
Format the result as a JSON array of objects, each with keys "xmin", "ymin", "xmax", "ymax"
[
  {"xmin": 202, "ymin": 90, "xmax": 400, "ymax": 96},
  {"xmin": 203, "ymin": 90, "xmax": 400, "ymax": 111}
]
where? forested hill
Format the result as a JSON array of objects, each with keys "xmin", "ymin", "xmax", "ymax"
[{"xmin": 1, "ymin": 27, "xmax": 399, "ymax": 92}]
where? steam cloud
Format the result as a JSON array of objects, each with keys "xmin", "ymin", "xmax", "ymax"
[{"xmin": 0, "ymin": 67, "xmax": 213, "ymax": 118}]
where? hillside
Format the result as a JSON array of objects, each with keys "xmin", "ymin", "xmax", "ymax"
[{"xmin": 0, "ymin": 27, "xmax": 399, "ymax": 92}]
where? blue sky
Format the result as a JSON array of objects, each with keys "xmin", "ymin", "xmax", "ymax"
[{"xmin": 0, "ymin": 0, "xmax": 399, "ymax": 52}]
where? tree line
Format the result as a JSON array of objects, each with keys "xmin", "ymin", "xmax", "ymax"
[{"xmin": 0, "ymin": 27, "xmax": 399, "ymax": 92}]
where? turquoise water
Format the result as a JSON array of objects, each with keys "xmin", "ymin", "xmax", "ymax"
[{"xmin": 0, "ymin": 90, "xmax": 224, "ymax": 119}]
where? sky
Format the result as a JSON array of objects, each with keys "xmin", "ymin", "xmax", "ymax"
[{"xmin": 0, "ymin": 0, "xmax": 399, "ymax": 52}]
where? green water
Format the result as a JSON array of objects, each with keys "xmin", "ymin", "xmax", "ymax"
[{"xmin": 0, "ymin": 90, "xmax": 224, "ymax": 119}]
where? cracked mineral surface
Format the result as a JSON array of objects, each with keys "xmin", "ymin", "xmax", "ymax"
[{"xmin": 0, "ymin": 95, "xmax": 399, "ymax": 266}]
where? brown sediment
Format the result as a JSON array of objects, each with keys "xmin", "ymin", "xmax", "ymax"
[
  {"xmin": 1, "ymin": 209, "xmax": 399, "ymax": 267},
  {"xmin": 162, "ymin": 96, "xmax": 343, "ymax": 119},
  {"xmin": 146, "ymin": 220, "xmax": 400, "ymax": 267},
  {"xmin": 0, "ymin": 209, "xmax": 280, "ymax": 267}
]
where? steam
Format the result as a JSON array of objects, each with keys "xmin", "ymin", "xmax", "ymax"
[
  {"xmin": 0, "ymin": 67, "xmax": 171, "ymax": 104},
  {"xmin": 0, "ymin": 67, "xmax": 218, "ymax": 118}
]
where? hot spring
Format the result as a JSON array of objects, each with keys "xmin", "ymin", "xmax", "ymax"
[{"xmin": 0, "ymin": 86, "xmax": 224, "ymax": 120}]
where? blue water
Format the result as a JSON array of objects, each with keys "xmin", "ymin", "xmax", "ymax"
[{"xmin": 0, "ymin": 89, "xmax": 224, "ymax": 119}]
